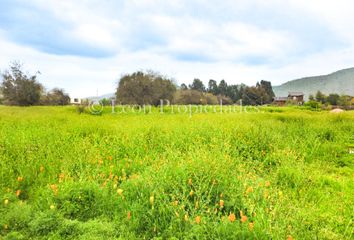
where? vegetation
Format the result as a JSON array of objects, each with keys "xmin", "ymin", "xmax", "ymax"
[
  {"xmin": 0, "ymin": 106, "xmax": 353, "ymax": 239},
  {"xmin": 40, "ymin": 88, "xmax": 70, "ymax": 106},
  {"xmin": 0, "ymin": 62, "xmax": 43, "ymax": 106},
  {"xmin": 308, "ymin": 91, "xmax": 353, "ymax": 108},
  {"xmin": 0, "ymin": 63, "xmax": 70, "ymax": 106},
  {"xmin": 178, "ymin": 79, "xmax": 274, "ymax": 105},
  {"xmin": 115, "ymin": 71, "xmax": 176, "ymax": 106}
]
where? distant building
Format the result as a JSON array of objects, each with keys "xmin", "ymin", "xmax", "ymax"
[
  {"xmin": 288, "ymin": 92, "xmax": 304, "ymax": 104},
  {"xmin": 273, "ymin": 97, "xmax": 288, "ymax": 106},
  {"xmin": 70, "ymin": 98, "xmax": 82, "ymax": 105},
  {"xmin": 273, "ymin": 92, "xmax": 304, "ymax": 106}
]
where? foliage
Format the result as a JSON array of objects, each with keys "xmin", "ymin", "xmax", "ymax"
[
  {"xmin": 116, "ymin": 71, "xmax": 176, "ymax": 106},
  {"xmin": 0, "ymin": 106, "xmax": 353, "ymax": 239},
  {"xmin": 0, "ymin": 62, "xmax": 43, "ymax": 106},
  {"xmin": 99, "ymin": 98, "xmax": 112, "ymax": 106},
  {"xmin": 304, "ymin": 100, "xmax": 321, "ymax": 110},
  {"xmin": 173, "ymin": 89, "xmax": 205, "ymax": 105},
  {"xmin": 41, "ymin": 88, "xmax": 70, "ymax": 106},
  {"xmin": 188, "ymin": 79, "xmax": 206, "ymax": 92}
]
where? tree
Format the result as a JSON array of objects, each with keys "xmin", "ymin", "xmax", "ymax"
[
  {"xmin": 309, "ymin": 94, "xmax": 315, "ymax": 101},
  {"xmin": 218, "ymin": 80, "xmax": 228, "ymax": 96},
  {"xmin": 315, "ymin": 91, "xmax": 326, "ymax": 104},
  {"xmin": 41, "ymin": 88, "xmax": 70, "ymax": 105},
  {"xmin": 326, "ymin": 94, "xmax": 340, "ymax": 105},
  {"xmin": 173, "ymin": 89, "xmax": 204, "ymax": 105},
  {"xmin": 225, "ymin": 85, "xmax": 240, "ymax": 102},
  {"xmin": 99, "ymin": 98, "xmax": 112, "ymax": 106},
  {"xmin": 259, "ymin": 80, "xmax": 275, "ymax": 103},
  {"xmin": 116, "ymin": 71, "xmax": 176, "ymax": 106},
  {"xmin": 338, "ymin": 95, "xmax": 351, "ymax": 107},
  {"xmin": 1, "ymin": 62, "xmax": 43, "ymax": 106},
  {"xmin": 189, "ymin": 78, "xmax": 206, "ymax": 92},
  {"xmin": 180, "ymin": 83, "xmax": 188, "ymax": 90},
  {"xmin": 207, "ymin": 79, "xmax": 218, "ymax": 95}
]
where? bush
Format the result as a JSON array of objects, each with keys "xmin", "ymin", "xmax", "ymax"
[{"xmin": 304, "ymin": 100, "xmax": 321, "ymax": 110}]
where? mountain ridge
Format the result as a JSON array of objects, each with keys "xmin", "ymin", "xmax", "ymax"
[{"xmin": 273, "ymin": 67, "xmax": 354, "ymax": 99}]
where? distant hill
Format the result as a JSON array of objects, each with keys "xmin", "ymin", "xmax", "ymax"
[
  {"xmin": 86, "ymin": 93, "xmax": 115, "ymax": 101},
  {"xmin": 273, "ymin": 68, "xmax": 354, "ymax": 100}
]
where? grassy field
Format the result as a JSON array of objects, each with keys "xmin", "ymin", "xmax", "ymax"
[{"xmin": 0, "ymin": 106, "xmax": 353, "ymax": 239}]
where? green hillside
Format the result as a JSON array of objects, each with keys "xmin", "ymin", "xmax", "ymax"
[{"xmin": 273, "ymin": 68, "xmax": 354, "ymax": 99}]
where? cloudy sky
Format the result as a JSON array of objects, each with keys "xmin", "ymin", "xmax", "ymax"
[{"xmin": 1, "ymin": 0, "xmax": 354, "ymax": 97}]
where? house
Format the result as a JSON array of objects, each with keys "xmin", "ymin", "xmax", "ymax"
[
  {"xmin": 273, "ymin": 97, "xmax": 288, "ymax": 106},
  {"xmin": 288, "ymin": 92, "xmax": 304, "ymax": 104},
  {"xmin": 273, "ymin": 92, "xmax": 305, "ymax": 106},
  {"xmin": 70, "ymin": 98, "xmax": 82, "ymax": 105}
]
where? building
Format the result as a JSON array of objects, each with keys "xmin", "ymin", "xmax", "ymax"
[
  {"xmin": 70, "ymin": 98, "xmax": 82, "ymax": 105},
  {"xmin": 288, "ymin": 92, "xmax": 304, "ymax": 104},
  {"xmin": 273, "ymin": 97, "xmax": 288, "ymax": 106},
  {"xmin": 273, "ymin": 92, "xmax": 305, "ymax": 106}
]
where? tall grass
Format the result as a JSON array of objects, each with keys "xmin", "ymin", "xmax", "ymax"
[{"xmin": 0, "ymin": 106, "xmax": 353, "ymax": 239}]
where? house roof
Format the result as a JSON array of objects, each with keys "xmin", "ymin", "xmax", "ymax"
[
  {"xmin": 288, "ymin": 92, "xmax": 304, "ymax": 96},
  {"xmin": 274, "ymin": 97, "xmax": 288, "ymax": 101}
]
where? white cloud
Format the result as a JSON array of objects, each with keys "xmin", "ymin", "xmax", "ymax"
[{"xmin": 1, "ymin": 0, "xmax": 354, "ymax": 97}]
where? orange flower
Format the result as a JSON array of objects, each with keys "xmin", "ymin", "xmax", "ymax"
[
  {"xmin": 17, "ymin": 176, "xmax": 23, "ymax": 182},
  {"xmin": 189, "ymin": 190, "xmax": 194, "ymax": 197},
  {"xmin": 219, "ymin": 199, "xmax": 224, "ymax": 208},
  {"xmin": 16, "ymin": 189, "xmax": 21, "ymax": 197},
  {"xmin": 117, "ymin": 189, "xmax": 123, "ymax": 195},
  {"xmin": 246, "ymin": 186, "xmax": 253, "ymax": 194},
  {"xmin": 108, "ymin": 156, "xmax": 113, "ymax": 161},
  {"xmin": 265, "ymin": 181, "xmax": 270, "ymax": 187},
  {"xmin": 127, "ymin": 211, "xmax": 131, "ymax": 220},
  {"xmin": 58, "ymin": 173, "xmax": 65, "ymax": 183},
  {"xmin": 195, "ymin": 216, "xmax": 201, "ymax": 224},
  {"xmin": 287, "ymin": 235, "xmax": 293, "ymax": 240},
  {"xmin": 241, "ymin": 215, "xmax": 248, "ymax": 223},
  {"xmin": 249, "ymin": 222, "xmax": 255, "ymax": 231},
  {"xmin": 50, "ymin": 184, "xmax": 58, "ymax": 196},
  {"xmin": 228, "ymin": 213, "xmax": 236, "ymax": 222}
]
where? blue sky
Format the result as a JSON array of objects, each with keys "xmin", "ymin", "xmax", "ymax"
[{"xmin": 1, "ymin": 0, "xmax": 354, "ymax": 97}]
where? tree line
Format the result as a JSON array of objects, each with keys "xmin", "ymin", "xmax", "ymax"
[
  {"xmin": 307, "ymin": 91, "xmax": 353, "ymax": 107},
  {"xmin": 0, "ymin": 62, "xmax": 70, "ymax": 106},
  {"xmin": 115, "ymin": 71, "xmax": 275, "ymax": 106},
  {"xmin": 0, "ymin": 63, "xmax": 276, "ymax": 106}
]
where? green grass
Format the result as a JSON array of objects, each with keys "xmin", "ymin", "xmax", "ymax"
[{"xmin": 0, "ymin": 105, "xmax": 353, "ymax": 239}]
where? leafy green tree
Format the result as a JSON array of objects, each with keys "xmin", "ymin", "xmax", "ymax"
[
  {"xmin": 99, "ymin": 98, "xmax": 112, "ymax": 106},
  {"xmin": 338, "ymin": 95, "xmax": 351, "ymax": 107},
  {"xmin": 308, "ymin": 94, "xmax": 315, "ymax": 101},
  {"xmin": 218, "ymin": 80, "xmax": 228, "ymax": 96},
  {"xmin": 41, "ymin": 88, "xmax": 70, "ymax": 105},
  {"xmin": 189, "ymin": 78, "xmax": 206, "ymax": 92},
  {"xmin": 173, "ymin": 89, "xmax": 204, "ymax": 105},
  {"xmin": 207, "ymin": 79, "xmax": 218, "ymax": 95},
  {"xmin": 180, "ymin": 83, "xmax": 188, "ymax": 90},
  {"xmin": 259, "ymin": 80, "xmax": 275, "ymax": 103},
  {"xmin": 326, "ymin": 94, "xmax": 340, "ymax": 105},
  {"xmin": 1, "ymin": 62, "xmax": 43, "ymax": 106},
  {"xmin": 315, "ymin": 91, "xmax": 326, "ymax": 104},
  {"xmin": 116, "ymin": 71, "xmax": 176, "ymax": 106}
]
